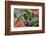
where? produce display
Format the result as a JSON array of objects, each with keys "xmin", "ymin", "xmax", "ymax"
[{"xmin": 14, "ymin": 8, "xmax": 39, "ymax": 27}]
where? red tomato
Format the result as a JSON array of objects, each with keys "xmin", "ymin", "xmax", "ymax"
[{"xmin": 33, "ymin": 11, "xmax": 38, "ymax": 16}]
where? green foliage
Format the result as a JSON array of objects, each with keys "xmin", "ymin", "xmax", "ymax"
[
  {"xmin": 23, "ymin": 13, "xmax": 32, "ymax": 21},
  {"xmin": 31, "ymin": 18, "xmax": 38, "ymax": 24}
]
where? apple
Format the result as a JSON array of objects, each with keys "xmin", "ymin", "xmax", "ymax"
[{"xmin": 33, "ymin": 11, "xmax": 38, "ymax": 16}]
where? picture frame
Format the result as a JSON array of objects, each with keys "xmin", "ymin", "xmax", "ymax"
[{"xmin": 5, "ymin": 1, "xmax": 45, "ymax": 35}]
